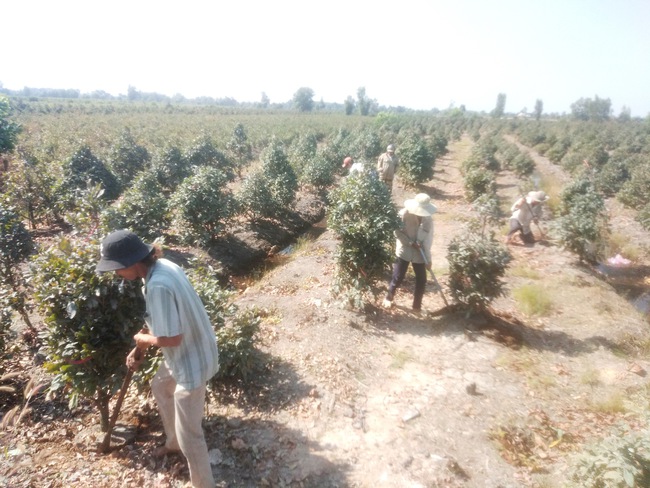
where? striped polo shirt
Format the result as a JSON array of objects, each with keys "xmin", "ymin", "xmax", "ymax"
[{"xmin": 143, "ymin": 258, "xmax": 219, "ymax": 390}]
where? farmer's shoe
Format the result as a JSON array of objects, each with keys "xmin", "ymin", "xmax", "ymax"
[{"xmin": 382, "ymin": 298, "xmax": 393, "ymax": 309}]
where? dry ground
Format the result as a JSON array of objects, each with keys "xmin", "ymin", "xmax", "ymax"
[{"xmin": 2, "ymin": 136, "xmax": 650, "ymax": 487}]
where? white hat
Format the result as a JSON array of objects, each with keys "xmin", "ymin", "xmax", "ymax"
[
  {"xmin": 404, "ymin": 193, "xmax": 437, "ymax": 217},
  {"xmin": 527, "ymin": 190, "xmax": 549, "ymax": 203},
  {"xmin": 387, "ymin": 144, "xmax": 395, "ymax": 152}
]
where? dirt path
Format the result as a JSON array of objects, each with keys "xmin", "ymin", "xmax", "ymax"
[{"xmin": 3, "ymin": 136, "xmax": 650, "ymax": 488}]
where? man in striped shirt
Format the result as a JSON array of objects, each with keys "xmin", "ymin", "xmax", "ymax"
[{"xmin": 97, "ymin": 230, "xmax": 219, "ymax": 488}]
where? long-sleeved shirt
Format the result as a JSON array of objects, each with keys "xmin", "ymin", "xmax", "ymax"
[
  {"xmin": 394, "ymin": 209, "xmax": 433, "ymax": 264},
  {"xmin": 510, "ymin": 197, "xmax": 543, "ymax": 233}
]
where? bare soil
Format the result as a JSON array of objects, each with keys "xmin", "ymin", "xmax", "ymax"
[{"xmin": 2, "ymin": 136, "xmax": 650, "ymax": 488}]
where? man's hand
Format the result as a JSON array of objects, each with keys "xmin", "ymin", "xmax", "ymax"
[
  {"xmin": 134, "ymin": 327, "xmax": 153, "ymax": 350},
  {"xmin": 126, "ymin": 347, "xmax": 144, "ymax": 371}
]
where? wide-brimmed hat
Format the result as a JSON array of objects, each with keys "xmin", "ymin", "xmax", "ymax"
[
  {"xmin": 96, "ymin": 230, "xmax": 153, "ymax": 272},
  {"xmin": 387, "ymin": 144, "xmax": 395, "ymax": 152},
  {"xmin": 404, "ymin": 193, "xmax": 437, "ymax": 217},
  {"xmin": 528, "ymin": 190, "xmax": 549, "ymax": 203}
]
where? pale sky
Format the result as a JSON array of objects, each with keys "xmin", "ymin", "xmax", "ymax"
[{"xmin": 3, "ymin": 0, "xmax": 650, "ymax": 116}]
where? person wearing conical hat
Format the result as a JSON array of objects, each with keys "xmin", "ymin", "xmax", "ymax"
[
  {"xmin": 382, "ymin": 193, "xmax": 437, "ymax": 312},
  {"xmin": 505, "ymin": 190, "xmax": 549, "ymax": 245}
]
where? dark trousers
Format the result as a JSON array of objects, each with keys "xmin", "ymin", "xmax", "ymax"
[
  {"xmin": 386, "ymin": 258, "xmax": 427, "ymax": 310},
  {"xmin": 507, "ymin": 220, "xmax": 535, "ymax": 243}
]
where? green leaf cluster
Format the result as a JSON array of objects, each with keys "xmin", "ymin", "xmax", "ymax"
[
  {"xmin": 396, "ymin": 133, "xmax": 435, "ymax": 187},
  {"xmin": 555, "ymin": 179, "xmax": 608, "ymax": 263},
  {"xmin": 328, "ymin": 173, "xmax": 400, "ymax": 307},
  {"xmin": 447, "ymin": 229, "xmax": 512, "ymax": 313},
  {"xmin": 30, "ymin": 236, "xmax": 145, "ymax": 429},
  {"xmin": 568, "ymin": 423, "xmax": 650, "ymax": 488},
  {"xmin": 170, "ymin": 166, "xmax": 235, "ymax": 245}
]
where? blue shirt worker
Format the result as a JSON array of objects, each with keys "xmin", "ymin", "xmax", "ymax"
[{"xmin": 97, "ymin": 230, "xmax": 219, "ymax": 488}]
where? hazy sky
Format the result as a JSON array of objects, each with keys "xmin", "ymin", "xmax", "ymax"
[{"xmin": 3, "ymin": 0, "xmax": 650, "ymax": 116}]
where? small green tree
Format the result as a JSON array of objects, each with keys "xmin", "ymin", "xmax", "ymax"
[
  {"xmin": 31, "ymin": 236, "xmax": 146, "ymax": 431},
  {"xmin": 328, "ymin": 173, "xmax": 400, "ymax": 308},
  {"xmin": 397, "ymin": 134, "xmax": 435, "ymax": 187},
  {"xmin": 533, "ymin": 99, "xmax": 543, "ymax": 120},
  {"xmin": 555, "ymin": 179, "xmax": 608, "ymax": 263},
  {"xmin": 238, "ymin": 140, "xmax": 298, "ymax": 221},
  {"xmin": 447, "ymin": 225, "xmax": 512, "ymax": 314},
  {"xmin": 344, "ymin": 96, "xmax": 355, "ymax": 115},
  {"xmin": 170, "ymin": 166, "xmax": 235, "ymax": 245},
  {"xmin": 108, "ymin": 128, "xmax": 150, "ymax": 188},
  {"xmin": 185, "ymin": 136, "xmax": 234, "ymax": 180},
  {"xmin": 292, "ymin": 87, "xmax": 315, "ymax": 112},
  {"xmin": 491, "ymin": 93, "xmax": 507, "ymax": 118},
  {"xmin": 226, "ymin": 123, "xmax": 253, "ymax": 177},
  {"xmin": 102, "ymin": 171, "xmax": 170, "ymax": 241},
  {"xmin": 58, "ymin": 146, "xmax": 121, "ymax": 204},
  {"xmin": 0, "ymin": 205, "xmax": 36, "ymax": 345},
  {"xmin": 0, "ymin": 96, "xmax": 21, "ymax": 159},
  {"xmin": 151, "ymin": 146, "xmax": 191, "ymax": 192}
]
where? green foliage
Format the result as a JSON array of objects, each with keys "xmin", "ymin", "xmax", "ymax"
[
  {"xmin": 289, "ymin": 132, "xmax": 318, "ymax": 179},
  {"xmin": 150, "ymin": 146, "xmax": 191, "ymax": 192},
  {"xmin": 0, "ymin": 205, "xmax": 35, "ymax": 349},
  {"xmin": 567, "ymin": 423, "xmax": 650, "ymax": 488},
  {"xmin": 511, "ymin": 153, "xmax": 536, "ymax": 177},
  {"xmin": 2, "ymin": 157, "xmax": 61, "ymax": 228},
  {"xmin": 463, "ymin": 167, "xmax": 497, "ymax": 202},
  {"xmin": 213, "ymin": 308, "xmax": 262, "ymax": 382},
  {"xmin": 170, "ymin": 166, "xmax": 235, "ymax": 245},
  {"xmin": 0, "ymin": 96, "xmax": 21, "ymax": 154},
  {"xmin": 108, "ymin": 128, "xmax": 150, "ymax": 187},
  {"xmin": 59, "ymin": 146, "xmax": 121, "ymax": 203},
  {"xmin": 102, "ymin": 171, "xmax": 170, "ymax": 241},
  {"xmin": 594, "ymin": 159, "xmax": 630, "ymax": 197},
  {"xmin": 226, "ymin": 123, "xmax": 253, "ymax": 177},
  {"xmin": 571, "ymin": 96, "xmax": 612, "ymax": 121},
  {"xmin": 185, "ymin": 136, "xmax": 233, "ymax": 180},
  {"xmin": 352, "ymin": 128, "xmax": 382, "ymax": 160},
  {"xmin": 555, "ymin": 179, "xmax": 608, "ymax": 263},
  {"xmin": 328, "ymin": 173, "xmax": 400, "ymax": 307},
  {"xmin": 293, "ymin": 87, "xmax": 315, "ymax": 112},
  {"xmin": 30, "ymin": 236, "xmax": 146, "ymax": 430},
  {"xmin": 301, "ymin": 153, "xmax": 336, "ymax": 190},
  {"xmin": 237, "ymin": 140, "xmax": 298, "ymax": 221},
  {"xmin": 396, "ymin": 134, "xmax": 434, "ymax": 187},
  {"xmin": 618, "ymin": 161, "xmax": 650, "ymax": 209},
  {"xmin": 447, "ymin": 228, "xmax": 512, "ymax": 313},
  {"xmin": 637, "ymin": 203, "xmax": 650, "ymax": 231},
  {"xmin": 186, "ymin": 262, "xmax": 261, "ymax": 382}
]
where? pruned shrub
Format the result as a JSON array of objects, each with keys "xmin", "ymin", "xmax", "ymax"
[
  {"xmin": 447, "ymin": 227, "xmax": 512, "ymax": 313},
  {"xmin": 170, "ymin": 166, "xmax": 235, "ymax": 245},
  {"xmin": 0, "ymin": 204, "xmax": 36, "ymax": 347},
  {"xmin": 237, "ymin": 140, "xmax": 298, "ymax": 221},
  {"xmin": 397, "ymin": 133, "xmax": 435, "ymax": 187},
  {"xmin": 102, "ymin": 171, "xmax": 170, "ymax": 241},
  {"xmin": 464, "ymin": 167, "xmax": 497, "ymax": 202},
  {"xmin": 108, "ymin": 128, "xmax": 150, "ymax": 188},
  {"xmin": 151, "ymin": 146, "xmax": 191, "ymax": 192},
  {"xmin": 186, "ymin": 262, "xmax": 262, "ymax": 383},
  {"xmin": 328, "ymin": 172, "xmax": 400, "ymax": 308},
  {"xmin": 59, "ymin": 146, "xmax": 121, "ymax": 203},
  {"xmin": 31, "ymin": 236, "xmax": 146, "ymax": 431},
  {"xmin": 555, "ymin": 179, "xmax": 608, "ymax": 263}
]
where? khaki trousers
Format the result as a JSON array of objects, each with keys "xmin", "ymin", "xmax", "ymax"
[{"xmin": 151, "ymin": 362, "xmax": 215, "ymax": 488}]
